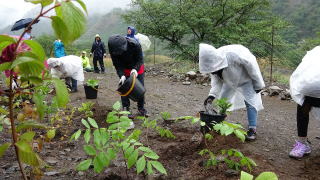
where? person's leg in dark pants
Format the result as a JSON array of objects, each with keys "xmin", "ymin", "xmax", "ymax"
[
  {"xmin": 71, "ymin": 78, "xmax": 78, "ymax": 92},
  {"xmin": 93, "ymin": 57, "xmax": 99, "ymax": 73},
  {"xmin": 121, "ymin": 96, "xmax": 130, "ymax": 110},
  {"xmin": 137, "ymin": 73, "xmax": 147, "ymax": 116},
  {"xmin": 290, "ymin": 96, "xmax": 320, "ymax": 158},
  {"xmin": 98, "ymin": 58, "xmax": 105, "ymax": 73}
]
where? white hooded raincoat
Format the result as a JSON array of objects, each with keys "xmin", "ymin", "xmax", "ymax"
[{"xmin": 199, "ymin": 43, "xmax": 265, "ymax": 111}]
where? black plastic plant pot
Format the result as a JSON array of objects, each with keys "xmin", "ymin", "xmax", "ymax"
[
  {"xmin": 199, "ymin": 111, "xmax": 226, "ymax": 134},
  {"xmin": 117, "ymin": 75, "xmax": 146, "ymax": 102},
  {"xmin": 84, "ymin": 85, "xmax": 98, "ymax": 99}
]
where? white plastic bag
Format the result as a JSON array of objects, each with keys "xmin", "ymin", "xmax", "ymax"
[
  {"xmin": 47, "ymin": 55, "xmax": 84, "ymax": 82},
  {"xmin": 290, "ymin": 46, "xmax": 320, "ymax": 105},
  {"xmin": 135, "ymin": 33, "xmax": 151, "ymax": 51}
]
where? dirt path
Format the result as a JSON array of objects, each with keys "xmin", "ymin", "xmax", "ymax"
[{"xmin": 2, "ymin": 67, "xmax": 320, "ymax": 179}]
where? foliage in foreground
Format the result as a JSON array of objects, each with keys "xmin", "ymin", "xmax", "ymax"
[
  {"xmin": 241, "ymin": 171, "xmax": 278, "ymax": 180},
  {"xmin": 71, "ymin": 102, "xmax": 167, "ymax": 176},
  {"xmin": 0, "ymin": 0, "xmax": 87, "ymax": 179}
]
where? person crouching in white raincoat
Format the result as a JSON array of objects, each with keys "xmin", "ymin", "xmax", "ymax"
[
  {"xmin": 199, "ymin": 43, "xmax": 265, "ymax": 141},
  {"xmin": 288, "ymin": 46, "xmax": 320, "ymax": 159},
  {"xmin": 47, "ymin": 55, "xmax": 84, "ymax": 93}
]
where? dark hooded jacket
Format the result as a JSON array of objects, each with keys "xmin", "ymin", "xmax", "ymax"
[
  {"xmin": 108, "ymin": 35, "xmax": 143, "ymax": 77},
  {"xmin": 91, "ymin": 38, "xmax": 106, "ymax": 58}
]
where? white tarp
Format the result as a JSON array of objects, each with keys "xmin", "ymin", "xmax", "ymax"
[
  {"xmin": 47, "ymin": 55, "xmax": 84, "ymax": 82},
  {"xmin": 199, "ymin": 43, "xmax": 265, "ymax": 111},
  {"xmin": 290, "ymin": 46, "xmax": 320, "ymax": 119},
  {"xmin": 135, "ymin": 33, "xmax": 151, "ymax": 51}
]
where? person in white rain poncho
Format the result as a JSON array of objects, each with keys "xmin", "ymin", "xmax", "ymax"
[
  {"xmin": 47, "ymin": 55, "xmax": 84, "ymax": 93},
  {"xmin": 199, "ymin": 43, "xmax": 265, "ymax": 141},
  {"xmin": 289, "ymin": 46, "xmax": 320, "ymax": 159}
]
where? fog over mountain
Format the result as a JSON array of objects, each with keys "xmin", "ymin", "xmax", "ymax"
[{"xmin": 0, "ymin": 0, "xmax": 131, "ymax": 30}]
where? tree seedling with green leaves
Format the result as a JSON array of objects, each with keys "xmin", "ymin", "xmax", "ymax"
[
  {"xmin": 71, "ymin": 102, "xmax": 167, "ymax": 178},
  {"xmin": 240, "ymin": 171, "xmax": 278, "ymax": 180},
  {"xmin": 86, "ymin": 79, "xmax": 99, "ymax": 88},
  {"xmin": 214, "ymin": 98, "xmax": 233, "ymax": 115},
  {"xmin": 199, "ymin": 148, "xmax": 257, "ymax": 172},
  {"xmin": 0, "ymin": 0, "xmax": 87, "ymax": 179},
  {"xmin": 78, "ymin": 101, "xmax": 95, "ymax": 118}
]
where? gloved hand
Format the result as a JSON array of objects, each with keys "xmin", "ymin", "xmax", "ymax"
[
  {"xmin": 119, "ymin": 75, "xmax": 126, "ymax": 85},
  {"xmin": 103, "ymin": 53, "xmax": 107, "ymax": 58},
  {"xmin": 89, "ymin": 53, "xmax": 92, "ymax": 57},
  {"xmin": 130, "ymin": 69, "xmax": 138, "ymax": 77},
  {"xmin": 204, "ymin": 96, "xmax": 215, "ymax": 106},
  {"xmin": 255, "ymin": 89, "xmax": 262, "ymax": 93}
]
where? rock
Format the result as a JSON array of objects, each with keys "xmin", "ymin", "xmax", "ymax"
[
  {"xmin": 280, "ymin": 89, "xmax": 291, "ymax": 100},
  {"xmin": 182, "ymin": 81, "xmax": 191, "ymax": 85},
  {"xmin": 268, "ymin": 86, "xmax": 283, "ymax": 96},
  {"xmin": 224, "ymin": 169, "xmax": 239, "ymax": 177},
  {"xmin": 44, "ymin": 171, "xmax": 60, "ymax": 176},
  {"xmin": 185, "ymin": 77, "xmax": 190, "ymax": 81},
  {"xmin": 6, "ymin": 165, "xmax": 18, "ymax": 173},
  {"xmin": 46, "ymin": 157, "xmax": 58, "ymax": 165},
  {"xmin": 64, "ymin": 148, "xmax": 71, "ymax": 152},
  {"xmin": 59, "ymin": 151, "xmax": 66, "ymax": 155},
  {"xmin": 186, "ymin": 71, "xmax": 197, "ymax": 80},
  {"xmin": 160, "ymin": 71, "xmax": 165, "ymax": 73},
  {"xmin": 202, "ymin": 83, "xmax": 208, "ymax": 86},
  {"xmin": 191, "ymin": 132, "xmax": 203, "ymax": 144},
  {"xmin": 78, "ymin": 171, "xmax": 84, "ymax": 176}
]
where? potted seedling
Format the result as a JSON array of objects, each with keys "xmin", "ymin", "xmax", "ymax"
[
  {"xmin": 84, "ymin": 79, "xmax": 99, "ymax": 99},
  {"xmin": 200, "ymin": 98, "xmax": 232, "ymax": 134}
]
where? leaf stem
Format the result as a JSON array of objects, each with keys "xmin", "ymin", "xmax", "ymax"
[{"xmin": 9, "ymin": 73, "xmax": 27, "ymax": 180}]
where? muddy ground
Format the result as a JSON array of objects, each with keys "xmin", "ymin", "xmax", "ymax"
[{"xmin": 2, "ymin": 64, "xmax": 320, "ymax": 180}]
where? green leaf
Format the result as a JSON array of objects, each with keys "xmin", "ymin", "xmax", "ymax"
[
  {"xmin": 213, "ymin": 123, "xmax": 222, "ymax": 131},
  {"xmin": 235, "ymin": 129, "xmax": 246, "ymax": 142},
  {"xmin": 76, "ymin": 159, "xmax": 92, "ymax": 171},
  {"xmin": 0, "ymin": 62, "xmax": 11, "ymax": 72},
  {"xmin": 138, "ymin": 146, "xmax": 153, "ymax": 153},
  {"xmin": 240, "ymin": 171, "xmax": 254, "ymax": 180},
  {"xmin": 55, "ymin": 1, "xmax": 86, "ymax": 44},
  {"xmin": 0, "ymin": 143, "xmax": 11, "ymax": 158},
  {"xmin": 88, "ymin": 117, "xmax": 98, "ymax": 128},
  {"xmin": 70, "ymin": 129, "xmax": 82, "ymax": 141},
  {"xmin": 33, "ymin": 93, "xmax": 46, "ymax": 120},
  {"xmin": 107, "ymin": 148, "xmax": 116, "ymax": 160},
  {"xmin": 113, "ymin": 101, "xmax": 121, "ymax": 111},
  {"xmin": 52, "ymin": 78, "xmax": 69, "ymax": 108},
  {"xmin": 84, "ymin": 129, "xmax": 91, "ymax": 144},
  {"xmin": 23, "ymin": 40, "xmax": 45, "ymax": 61},
  {"xmin": 100, "ymin": 128, "xmax": 109, "ymax": 146},
  {"xmin": 125, "ymin": 146, "xmax": 134, "ymax": 159},
  {"xmin": 136, "ymin": 156, "xmax": 146, "ymax": 174},
  {"xmin": 16, "ymin": 140, "xmax": 40, "ymax": 166},
  {"xmin": 93, "ymin": 129, "xmax": 101, "ymax": 146},
  {"xmin": 51, "ymin": 16, "xmax": 70, "ymax": 43},
  {"xmin": 0, "ymin": 35, "xmax": 16, "ymax": 44},
  {"xmin": 93, "ymin": 154, "xmax": 105, "ymax": 173},
  {"xmin": 47, "ymin": 129, "xmax": 56, "ymax": 139},
  {"xmin": 84, "ymin": 145, "xmax": 96, "ymax": 156},
  {"xmin": 144, "ymin": 152, "xmax": 159, "ymax": 160},
  {"xmin": 75, "ymin": 0, "xmax": 87, "ymax": 14},
  {"xmin": 127, "ymin": 149, "xmax": 139, "ymax": 169},
  {"xmin": 25, "ymin": 0, "xmax": 53, "ymax": 6},
  {"xmin": 11, "ymin": 55, "xmax": 38, "ymax": 69},
  {"xmin": 150, "ymin": 161, "xmax": 167, "ymax": 175},
  {"xmin": 81, "ymin": 119, "xmax": 90, "ymax": 129},
  {"xmin": 147, "ymin": 161, "xmax": 153, "ymax": 175},
  {"xmin": 106, "ymin": 112, "xmax": 119, "ymax": 123},
  {"xmin": 16, "ymin": 121, "xmax": 47, "ymax": 132},
  {"xmin": 119, "ymin": 111, "xmax": 131, "ymax": 115},
  {"xmin": 19, "ymin": 131, "xmax": 35, "ymax": 142},
  {"xmin": 255, "ymin": 172, "xmax": 278, "ymax": 180}
]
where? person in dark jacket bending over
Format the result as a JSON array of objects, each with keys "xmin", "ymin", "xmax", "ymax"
[
  {"xmin": 108, "ymin": 35, "xmax": 147, "ymax": 116},
  {"xmin": 90, "ymin": 34, "xmax": 106, "ymax": 73}
]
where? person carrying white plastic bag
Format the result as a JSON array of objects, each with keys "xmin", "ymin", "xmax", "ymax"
[
  {"xmin": 199, "ymin": 43, "xmax": 265, "ymax": 141},
  {"xmin": 289, "ymin": 46, "xmax": 320, "ymax": 159},
  {"xmin": 47, "ymin": 55, "xmax": 84, "ymax": 93}
]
